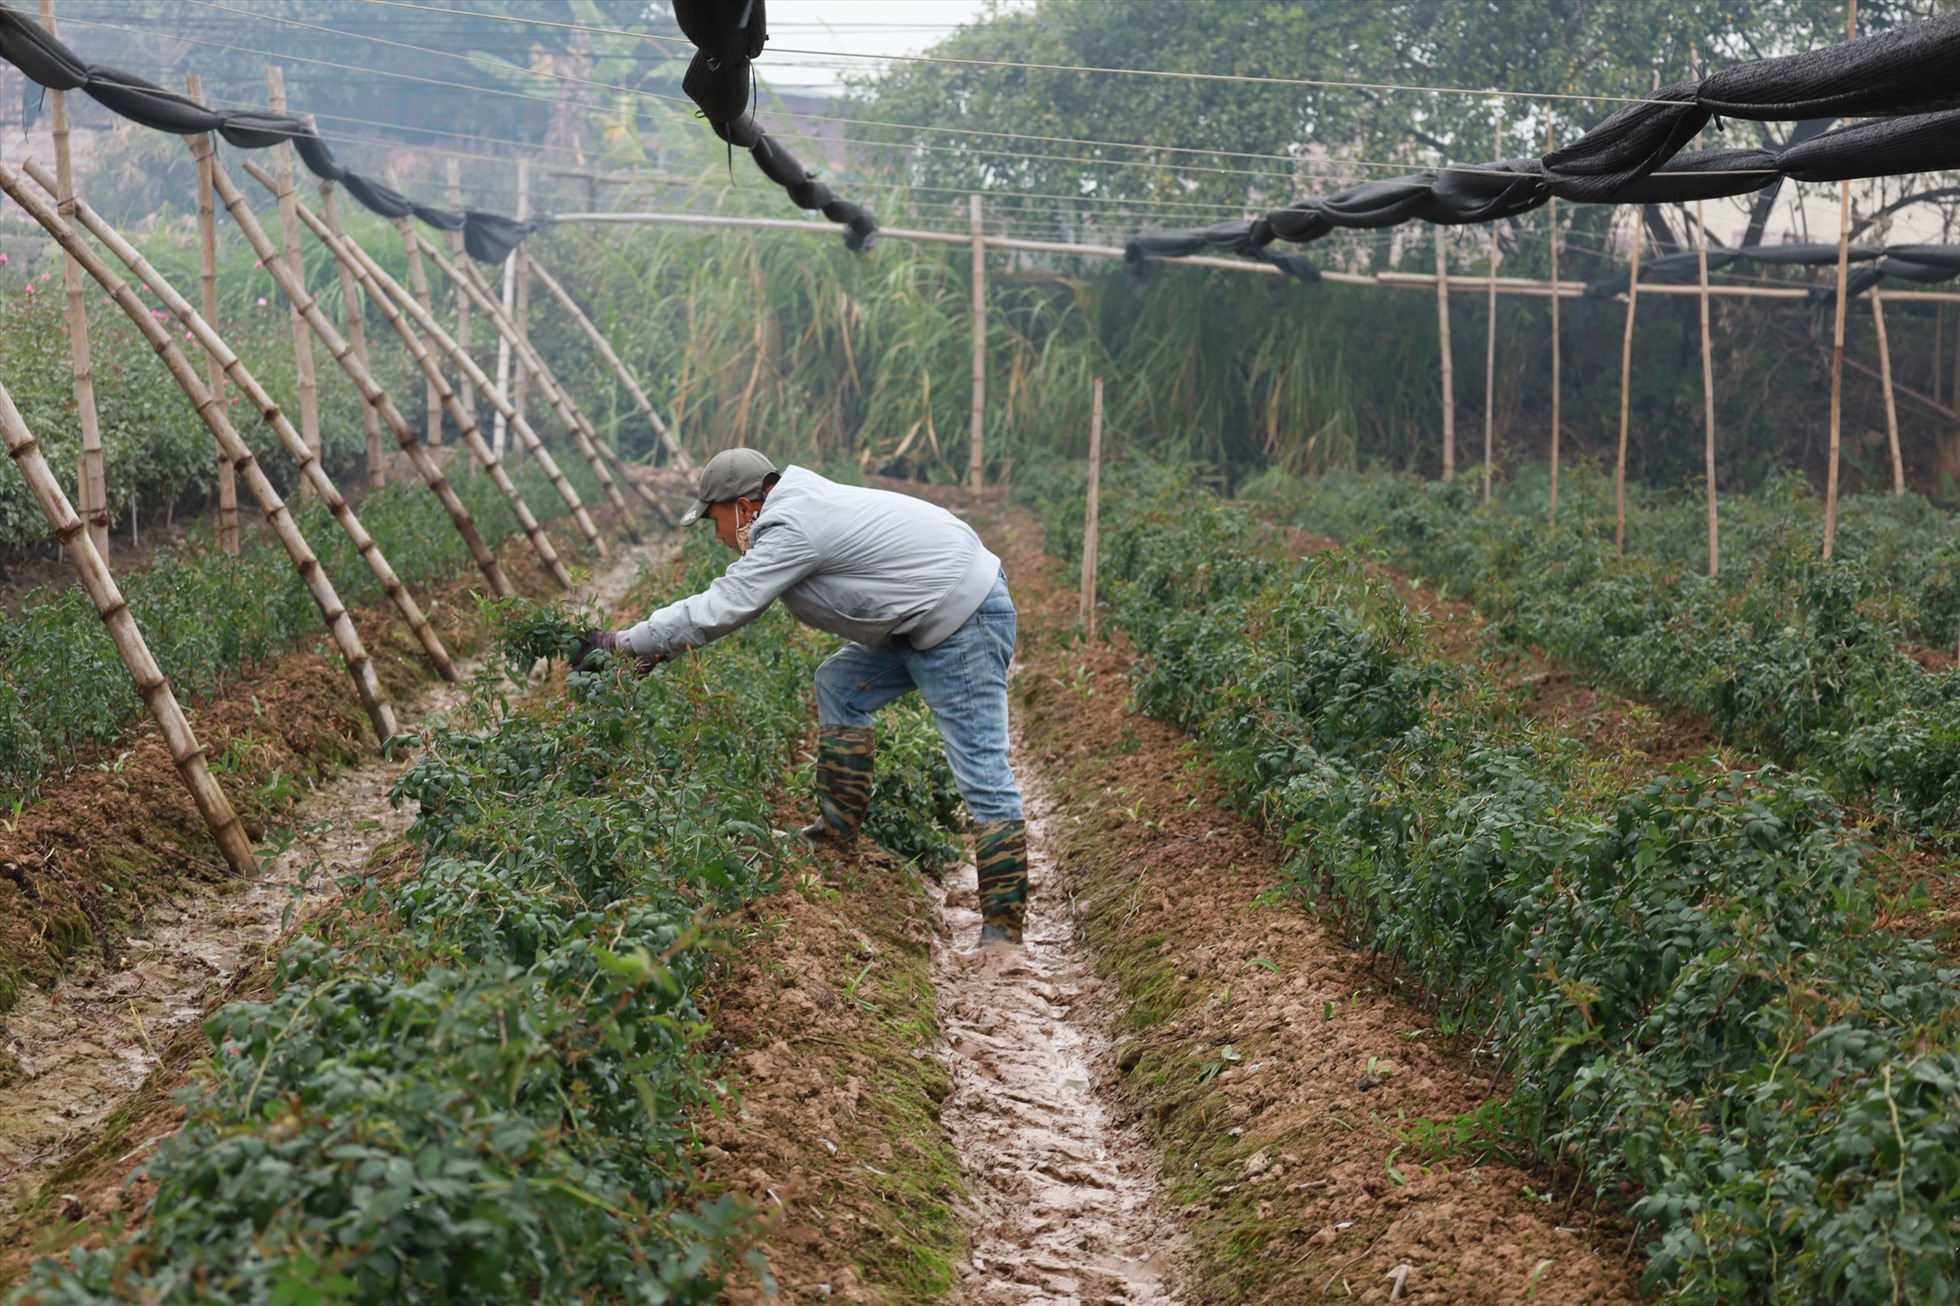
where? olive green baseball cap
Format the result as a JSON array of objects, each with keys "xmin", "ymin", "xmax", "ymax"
[{"xmin": 678, "ymin": 448, "xmax": 778, "ymax": 526}]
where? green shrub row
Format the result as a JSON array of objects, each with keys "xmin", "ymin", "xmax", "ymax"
[
  {"xmin": 0, "ymin": 457, "xmax": 605, "ymax": 800},
  {"xmin": 1282, "ymin": 467, "xmax": 1960, "ymax": 842},
  {"xmin": 10, "ymin": 534, "xmax": 965, "ymax": 1303},
  {"xmin": 1049, "ymin": 465, "xmax": 1960, "ymax": 1303}
]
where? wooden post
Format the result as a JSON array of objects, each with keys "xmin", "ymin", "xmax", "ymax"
[
  {"xmin": 21, "ymin": 157, "xmax": 459, "ymax": 684},
  {"xmin": 1824, "ymin": 0, "xmax": 1857, "ymax": 561},
  {"xmin": 1482, "ymin": 220, "xmax": 1500, "ymax": 504},
  {"xmin": 42, "ymin": 0, "xmax": 108, "ymax": 560},
  {"xmin": 0, "ymin": 380, "xmax": 255, "ymax": 877},
  {"xmin": 446, "ymin": 158, "xmax": 476, "ymax": 443},
  {"xmin": 1434, "ymin": 226, "xmax": 1455, "ymax": 481},
  {"xmin": 492, "ymin": 162, "xmax": 524, "ymax": 457},
  {"xmin": 188, "ymin": 75, "xmax": 236, "ymax": 554},
  {"xmin": 1615, "ymin": 211, "xmax": 1642, "ymax": 555},
  {"xmin": 1697, "ymin": 198, "xmax": 1719, "ymax": 578},
  {"xmin": 1872, "ymin": 289, "xmax": 1905, "ymax": 496},
  {"xmin": 190, "ymin": 137, "xmax": 512, "ymax": 598},
  {"xmin": 386, "ymin": 167, "xmax": 444, "ymax": 447},
  {"xmin": 513, "ymin": 160, "xmax": 533, "ymax": 431},
  {"xmin": 242, "ymin": 160, "xmax": 577, "ymax": 590},
  {"xmin": 313, "ymin": 122, "xmax": 383, "ymax": 489},
  {"xmin": 1079, "ymin": 377, "xmax": 1104, "ymax": 639},
  {"xmin": 267, "ymin": 68, "xmax": 323, "ymax": 480},
  {"xmin": 969, "ymin": 193, "xmax": 987, "ymax": 491},
  {"xmin": 1546, "ymin": 112, "xmax": 1562, "ymax": 521},
  {"xmin": 0, "ymin": 161, "xmax": 399, "ymax": 745},
  {"xmin": 527, "ymin": 252, "xmax": 691, "ymax": 469}
]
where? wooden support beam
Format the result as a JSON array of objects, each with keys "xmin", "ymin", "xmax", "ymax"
[
  {"xmin": 1615, "ymin": 214, "xmax": 1642, "ymax": 555},
  {"xmin": 187, "ymin": 75, "xmax": 236, "ymax": 553},
  {"xmin": 188, "ymin": 135, "xmax": 512, "ymax": 599},
  {"xmin": 266, "ymin": 68, "xmax": 323, "ymax": 482},
  {"xmin": 1872, "ymin": 289, "xmax": 1906, "ymax": 496},
  {"xmin": 1824, "ymin": 0, "xmax": 1857, "ymax": 561},
  {"xmin": 21, "ymin": 158, "xmax": 459, "ymax": 685},
  {"xmin": 446, "ymin": 158, "xmax": 476, "ymax": 447},
  {"xmin": 0, "ymin": 161, "xmax": 398, "ymax": 744},
  {"xmin": 1080, "ymin": 377, "xmax": 1103, "ymax": 640},
  {"xmin": 969, "ymin": 193, "xmax": 987, "ymax": 491},
  {"xmin": 1697, "ymin": 198, "xmax": 1719, "ymax": 579},
  {"xmin": 1482, "ymin": 220, "xmax": 1500, "ymax": 504},
  {"xmin": 1435, "ymin": 227, "xmax": 1455, "ymax": 482},
  {"xmin": 0, "ymin": 378, "xmax": 255, "ymax": 877},
  {"xmin": 1547, "ymin": 112, "xmax": 1562, "ymax": 521},
  {"xmin": 312, "ymin": 120, "xmax": 384, "ymax": 489},
  {"xmin": 385, "ymin": 167, "xmax": 444, "ymax": 448}
]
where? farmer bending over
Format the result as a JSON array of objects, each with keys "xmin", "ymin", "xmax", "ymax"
[{"xmin": 587, "ymin": 448, "xmax": 1029, "ymax": 947}]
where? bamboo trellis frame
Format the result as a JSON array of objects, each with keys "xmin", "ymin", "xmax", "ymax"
[
  {"xmin": 386, "ymin": 166, "xmax": 444, "ymax": 448},
  {"xmin": 250, "ymin": 165, "xmax": 578, "ymax": 592},
  {"xmin": 524, "ymin": 252, "xmax": 691, "ymax": 470},
  {"xmin": 18, "ymin": 159, "xmax": 459, "ymax": 685},
  {"xmin": 188, "ymin": 135, "xmax": 514, "ymax": 600},
  {"xmin": 0, "ymin": 161, "xmax": 399, "ymax": 744},
  {"xmin": 431, "ymin": 246, "xmax": 636, "ymax": 531},
  {"xmin": 266, "ymin": 69, "xmax": 323, "ymax": 477},
  {"xmin": 313, "ymin": 129, "xmax": 385, "ymax": 490},
  {"xmin": 186, "ymin": 75, "xmax": 237, "ymax": 555},
  {"xmin": 0, "ymin": 378, "xmax": 256, "ymax": 877}
]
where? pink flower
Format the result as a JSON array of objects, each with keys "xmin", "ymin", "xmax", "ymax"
[
  {"xmin": 24, "ymin": 284, "xmax": 33, "ymax": 295},
  {"xmin": 39, "ymin": 271, "xmax": 49, "ymax": 281},
  {"xmin": 257, "ymin": 296, "xmax": 268, "ymax": 306},
  {"xmin": 254, "ymin": 260, "xmax": 262, "ymax": 268},
  {"xmin": 0, "ymin": 253, "xmax": 8, "ymax": 264}
]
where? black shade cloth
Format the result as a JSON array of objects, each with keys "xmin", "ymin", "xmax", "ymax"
[
  {"xmin": 0, "ymin": 2, "xmax": 542, "ymax": 262},
  {"xmin": 670, "ymin": 0, "xmax": 878, "ymax": 251},
  {"xmin": 1124, "ymin": 223, "xmax": 1319, "ymax": 281},
  {"xmin": 1584, "ymin": 243, "xmax": 1960, "ymax": 300}
]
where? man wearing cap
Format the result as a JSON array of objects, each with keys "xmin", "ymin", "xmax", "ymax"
[{"xmin": 586, "ymin": 449, "xmax": 1029, "ymax": 947}]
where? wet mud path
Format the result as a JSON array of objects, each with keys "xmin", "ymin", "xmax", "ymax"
[
  {"xmin": 0, "ymin": 542, "xmax": 663, "ymax": 1223},
  {"xmin": 932, "ymin": 732, "xmax": 1183, "ymax": 1304}
]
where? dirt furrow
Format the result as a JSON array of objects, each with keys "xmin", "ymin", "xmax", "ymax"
[
  {"xmin": 0, "ymin": 539, "xmax": 662, "ymax": 1224},
  {"xmin": 933, "ymin": 733, "xmax": 1184, "ymax": 1304}
]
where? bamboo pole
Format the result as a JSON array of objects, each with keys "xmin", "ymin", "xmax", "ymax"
[
  {"xmin": 42, "ymin": 0, "xmax": 108, "ymax": 560},
  {"xmin": 491, "ymin": 165, "xmax": 523, "ymax": 457},
  {"xmin": 526, "ymin": 253, "xmax": 691, "ymax": 469},
  {"xmin": 0, "ymin": 379, "xmax": 255, "ymax": 877},
  {"xmin": 386, "ymin": 167, "xmax": 444, "ymax": 447},
  {"xmin": 364, "ymin": 220, "xmax": 607, "ymax": 560},
  {"xmin": 21, "ymin": 159, "xmax": 459, "ymax": 684},
  {"xmin": 446, "ymin": 248, "xmax": 634, "ymax": 533},
  {"xmin": 969, "ymin": 193, "xmax": 987, "ymax": 491},
  {"xmin": 0, "ymin": 161, "xmax": 398, "ymax": 744},
  {"xmin": 266, "ymin": 68, "xmax": 323, "ymax": 480},
  {"xmin": 190, "ymin": 137, "xmax": 512, "ymax": 598},
  {"xmin": 1615, "ymin": 212, "xmax": 1642, "ymax": 555},
  {"xmin": 1482, "ymin": 222, "xmax": 1500, "ymax": 504},
  {"xmin": 446, "ymin": 158, "xmax": 476, "ymax": 445},
  {"xmin": 312, "ymin": 124, "xmax": 384, "ymax": 490},
  {"xmin": 1697, "ymin": 198, "xmax": 1719, "ymax": 578},
  {"xmin": 512, "ymin": 160, "xmax": 532, "ymax": 432},
  {"xmin": 1435, "ymin": 227, "xmax": 1456, "ymax": 481},
  {"xmin": 1079, "ymin": 377, "xmax": 1104, "ymax": 639},
  {"xmin": 1823, "ymin": 0, "xmax": 1857, "ymax": 561},
  {"xmin": 1547, "ymin": 112, "xmax": 1562, "ymax": 521},
  {"xmin": 187, "ymin": 75, "xmax": 237, "ymax": 554},
  {"xmin": 246, "ymin": 162, "xmax": 576, "ymax": 591},
  {"xmin": 1871, "ymin": 288, "xmax": 1905, "ymax": 495}
]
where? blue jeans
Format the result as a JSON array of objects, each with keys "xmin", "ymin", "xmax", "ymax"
[{"xmin": 813, "ymin": 572, "xmax": 1024, "ymax": 823}]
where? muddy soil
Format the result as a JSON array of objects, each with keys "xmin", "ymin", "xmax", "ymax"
[
  {"xmin": 995, "ymin": 504, "xmax": 1642, "ymax": 1305},
  {"xmin": 0, "ymin": 537, "xmax": 664, "ymax": 1238},
  {"xmin": 933, "ymin": 747, "xmax": 1182, "ymax": 1305}
]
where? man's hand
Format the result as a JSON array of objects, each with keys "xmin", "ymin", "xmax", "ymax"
[{"xmin": 576, "ymin": 630, "xmax": 667, "ymax": 677}]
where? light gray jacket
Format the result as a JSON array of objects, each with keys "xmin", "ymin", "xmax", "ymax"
[{"xmin": 618, "ymin": 467, "xmax": 1004, "ymax": 659}]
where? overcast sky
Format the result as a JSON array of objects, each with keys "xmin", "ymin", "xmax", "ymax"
[{"xmin": 755, "ymin": 0, "xmax": 999, "ymax": 94}]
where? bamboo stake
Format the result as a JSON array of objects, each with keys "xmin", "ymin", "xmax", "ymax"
[
  {"xmin": 1547, "ymin": 112, "xmax": 1562, "ymax": 521},
  {"xmin": 1435, "ymin": 227, "xmax": 1455, "ymax": 482},
  {"xmin": 1080, "ymin": 377, "xmax": 1104, "ymax": 639},
  {"xmin": 1872, "ymin": 289, "xmax": 1905, "ymax": 495},
  {"xmin": 450, "ymin": 248, "xmax": 634, "ymax": 532},
  {"xmin": 190, "ymin": 136, "xmax": 512, "ymax": 598},
  {"xmin": 491, "ymin": 164, "xmax": 522, "ymax": 457},
  {"xmin": 0, "ymin": 162, "xmax": 398, "ymax": 744},
  {"xmin": 512, "ymin": 160, "xmax": 532, "ymax": 432},
  {"xmin": 446, "ymin": 158, "xmax": 476, "ymax": 444},
  {"xmin": 1483, "ymin": 225, "xmax": 1500, "ymax": 503},
  {"xmin": 1615, "ymin": 212, "xmax": 1642, "ymax": 555},
  {"xmin": 266, "ymin": 68, "xmax": 323, "ymax": 480},
  {"xmin": 42, "ymin": 0, "xmax": 108, "ymax": 560},
  {"xmin": 312, "ymin": 123, "xmax": 383, "ymax": 489},
  {"xmin": 386, "ymin": 167, "xmax": 444, "ymax": 447},
  {"xmin": 0, "ymin": 379, "xmax": 255, "ymax": 877},
  {"xmin": 366, "ymin": 222, "xmax": 607, "ymax": 560},
  {"xmin": 1697, "ymin": 198, "xmax": 1719, "ymax": 578},
  {"xmin": 1824, "ymin": 0, "xmax": 1857, "ymax": 561},
  {"xmin": 246, "ymin": 162, "xmax": 576, "ymax": 591},
  {"xmin": 526, "ymin": 253, "xmax": 691, "ymax": 469},
  {"xmin": 969, "ymin": 193, "xmax": 987, "ymax": 491},
  {"xmin": 187, "ymin": 75, "xmax": 236, "ymax": 554},
  {"xmin": 21, "ymin": 158, "xmax": 459, "ymax": 684}
]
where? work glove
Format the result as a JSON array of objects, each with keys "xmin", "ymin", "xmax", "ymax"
[{"xmin": 576, "ymin": 630, "xmax": 666, "ymax": 677}]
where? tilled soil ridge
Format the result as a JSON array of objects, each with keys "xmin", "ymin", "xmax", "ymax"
[
  {"xmin": 932, "ymin": 743, "xmax": 1182, "ymax": 1305},
  {"xmin": 993, "ymin": 504, "xmax": 1641, "ymax": 1305}
]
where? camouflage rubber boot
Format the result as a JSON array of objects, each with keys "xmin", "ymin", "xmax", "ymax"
[
  {"xmin": 973, "ymin": 819, "xmax": 1029, "ymax": 945},
  {"xmin": 801, "ymin": 725, "xmax": 875, "ymax": 846}
]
